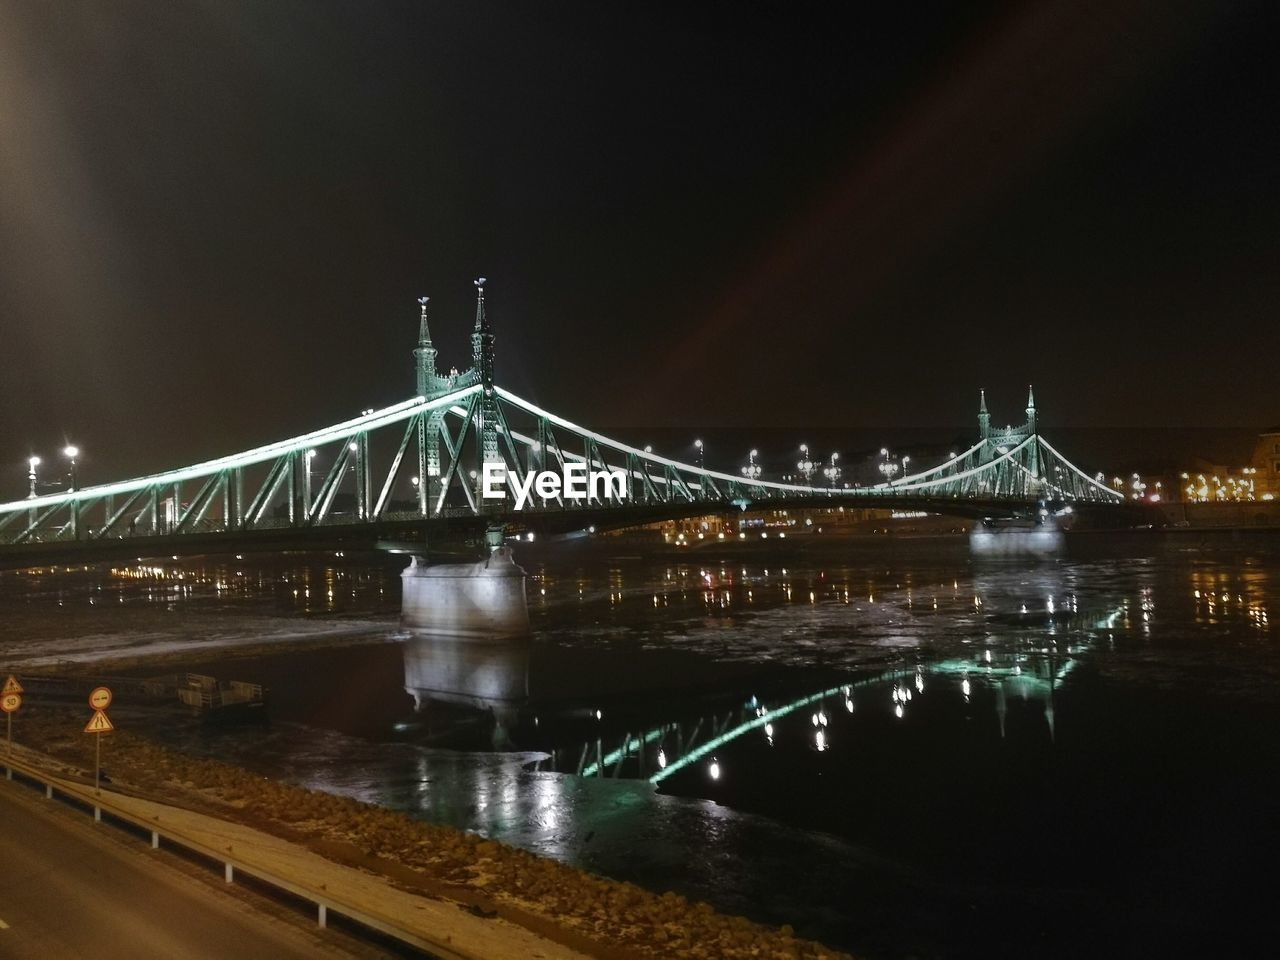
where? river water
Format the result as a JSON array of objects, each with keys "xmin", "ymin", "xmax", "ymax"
[{"xmin": 2, "ymin": 538, "xmax": 1277, "ymax": 958}]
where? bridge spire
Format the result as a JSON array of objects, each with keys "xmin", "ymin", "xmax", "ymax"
[
  {"xmin": 414, "ymin": 296, "xmax": 439, "ymax": 397},
  {"xmin": 471, "ymin": 277, "xmax": 495, "ymax": 389},
  {"xmin": 1024, "ymin": 384, "xmax": 1041, "ymax": 479},
  {"xmin": 470, "ymin": 277, "xmax": 501, "ymax": 473},
  {"xmin": 978, "ymin": 388, "xmax": 990, "ymax": 439}
]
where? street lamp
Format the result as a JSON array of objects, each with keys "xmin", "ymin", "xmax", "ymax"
[
  {"xmin": 694, "ymin": 438, "xmax": 704, "ymax": 471},
  {"xmin": 796, "ymin": 444, "xmax": 815, "ymax": 483},
  {"xmin": 27, "ymin": 456, "xmax": 40, "ymax": 498},
  {"xmin": 823, "ymin": 453, "xmax": 841, "ymax": 486},
  {"xmin": 63, "ymin": 445, "xmax": 79, "ymax": 492},
  {"xmin": 878, "ymin": 448, "xmax": 900, "ymax": 482},
  {"xmin": 741, "ymin": 449, "xmax": 761, "ymax": 481}
]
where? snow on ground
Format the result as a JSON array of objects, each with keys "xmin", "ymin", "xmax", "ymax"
[{"xmin": 0, "ymin": 615, "xmax": 396, "ymax": 670}]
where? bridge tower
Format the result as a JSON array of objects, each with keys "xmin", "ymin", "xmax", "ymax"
[
  {"xmin": 975, "ymin": 386, "xmax": 1043, "ymax": 484},
  {"xmin": 1024, "ymin": 384, "xmax": 1040, "ymax": 481},
  {"xmin": 413, "ymin": 297, "xmax": 448, "ymax": 511},
  {"xmin": 976, "ymin": 389, "xmax": 993, "ymax": 463},
  {"xmin": 470, "ymin": 278, "xmax": 501, "ymax": 477},
  {"xmin": 414, "ymin": 296, "xmax": 439, "ymax": 395},
  {"xmin": 402, "ymin": 281, "xmax": 529, "ymax": 639}
]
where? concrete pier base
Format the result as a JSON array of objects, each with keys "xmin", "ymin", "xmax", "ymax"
[
  {"xmin": 970, "ymin": 519, "xmax": 1065, "ymax": 558},
  {"xmin": 400, "ymin": 547, "xmax": 530, "ymax": 639}
]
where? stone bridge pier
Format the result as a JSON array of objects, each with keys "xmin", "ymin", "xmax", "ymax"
[
  {"xmin": 969, "ymin": 515, "xmax": 1065, "ymax": 558},
  {"xmin": 399, "ymin": 529, "xmax": 530, "ymax": 639}
]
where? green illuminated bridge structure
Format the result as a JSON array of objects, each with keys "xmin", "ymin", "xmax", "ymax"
[
  {"xmin": 0, "ymin": 281, "xmax": 1132, "ymax": 567},
  {"xmin": 542, "ymin": 644, "xmax": 1086, "ymax": 782},
  {"xmin": 546, "ymin": 598, "xmax": 1131, "ymax": 779}
]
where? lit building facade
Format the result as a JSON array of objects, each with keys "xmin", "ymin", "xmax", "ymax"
[
  {"xmin": 1110, "ymin": 428, "xmax": 1280, "ymax": 509},
  {"xmin": 1250, "ymin": 427, "xmax": 1280, "ymax": 501}
]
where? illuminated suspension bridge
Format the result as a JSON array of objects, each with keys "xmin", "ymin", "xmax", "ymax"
[{"xmin": 0, "ymin": 281, "xmax": 1123, "ymax": 566}]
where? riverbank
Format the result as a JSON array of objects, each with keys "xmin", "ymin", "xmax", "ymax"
[{"xmin": 8, "ymin": 703, "xmax": 851, "ymax": 960}]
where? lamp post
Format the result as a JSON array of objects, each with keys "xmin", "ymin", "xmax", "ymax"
[
  {"xmin": 878, "ymin": 448, "xmax": 900, "ymax": 483},
  {"xmin": 27, "ymin": 456, "xmax": 40, "ymax": 498},
  {"xmin": 63, "ymin": 445, "xmax": 79, "ymax": 492},
  {"xmin": 741, "ymin": 449, "xmax": 762, "ymax": 482},
  {"xmin": 62, "ymin": 445, "xmax": 80, "ymax": 539},
  {"xmin": 797, "ymin": 444, "xmax": 815, "ymax": 483},
  {"xmin": 823, "ymin": 453, "xmax": 841, "ymax": 486},
  {"xmin": 694, "ymin": 438, "xmax": 704, "ymax": 470}
]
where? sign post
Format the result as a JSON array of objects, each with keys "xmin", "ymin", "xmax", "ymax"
[
  {"xmin": 85, "ymin": 686, "xmax": 114, "ymax": 796},
  {"xmin": 2, "ymin": 675, "xmax": 22, "ymax": 758}
]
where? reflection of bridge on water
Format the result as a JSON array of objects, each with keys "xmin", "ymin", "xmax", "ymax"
[
  {"xmin": 399, "ymin": 602, "xmax": 1126, "ymax": 776},
  {"xmin": 544, "ymin": 655, "xmax": 1075, "ymax": 783}
]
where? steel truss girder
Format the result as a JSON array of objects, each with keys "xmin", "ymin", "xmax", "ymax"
[{"xmin": 0, "ymin": 385, "xmax": 1123, "ymax": 550}]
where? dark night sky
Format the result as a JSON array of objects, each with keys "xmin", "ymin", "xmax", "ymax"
[{"xmin": 1, "ymin": 1, "xmax": 1277, "ymax": 488}]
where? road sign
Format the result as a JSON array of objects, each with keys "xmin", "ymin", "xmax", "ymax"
[
  {"xmin": 88, "ymin": 686, "xmax": 112, "ymax": 711},
  {"xmin": 2, "ymin": 675, "xmax": 21, "ymax": 696},
  {"xmin": 84, "ymin": 710, "xmax": 113, "ymax": 734},
  {"xmin": 3, "ymin": 689, "xmax": 16, "ymax": 757}
]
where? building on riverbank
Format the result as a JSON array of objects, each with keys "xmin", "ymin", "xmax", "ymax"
[
  {"xmin": 1108, "ymin": 427, "xmax": 1280, "ymax": 506},
  {"xmin": 1251, "ymin": 426, "xmax": 1280, "ymax": 500}
]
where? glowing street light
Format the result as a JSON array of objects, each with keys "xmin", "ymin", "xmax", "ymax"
[
  {"xmin": 63, "ymin": 445, "xmax": 80, "ymax": 492},
  {"xmin": 823, "ymin": 452, "xmax": 841, "ymax": 485},
  {"xmin": 878, "ymin": 448, "xmax": 900, "ymax": 481},
  {"xmin": 796, "ymin": 444, "xmax": 815, "ymax": 482},
  {"xmin": 741, "ymin": 448, "xmax": 762, "ymax": 481},
  {"xmin": 693, "ymin": 438, "xmax": 704, "ymax": 471},
  {"xmin": 27, "ymin": 456, "xmax": 41, "ymax": 498}
]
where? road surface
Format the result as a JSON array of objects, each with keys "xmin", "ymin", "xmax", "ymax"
[{"xmin": 0, "ymin": 779, "xmax": 391, "ymax": 959}]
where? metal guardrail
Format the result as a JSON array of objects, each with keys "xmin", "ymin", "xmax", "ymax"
[{"xmin": 1, "ymin": 754, "xmax": 473, "ymax": 960}]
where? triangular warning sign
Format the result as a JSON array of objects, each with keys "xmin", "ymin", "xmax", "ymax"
[
  {"xmin": 2, "ymin": 675, "xmax": 21, "ymax": 695},
  {"xmin": 85, "ymin": 709, "xmax": 114, "ymax": 733}
]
